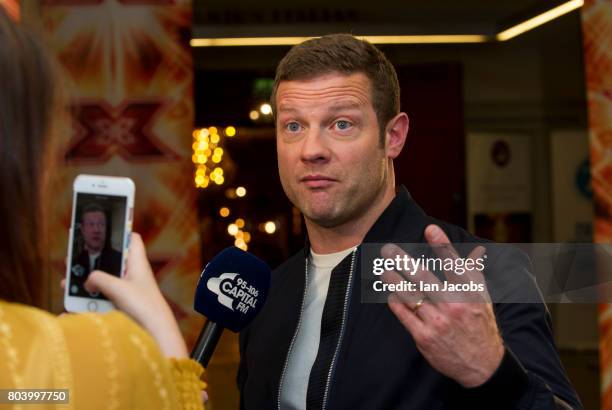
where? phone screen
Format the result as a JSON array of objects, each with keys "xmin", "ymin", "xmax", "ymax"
[{"xmin": 69, "ymin": 193, "xmax": 127, "ymax": 300}]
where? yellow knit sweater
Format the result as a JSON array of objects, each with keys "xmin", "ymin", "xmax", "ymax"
[{"xmin": 0, "ymin": 300, "xmax": 205, "ymax": 410}]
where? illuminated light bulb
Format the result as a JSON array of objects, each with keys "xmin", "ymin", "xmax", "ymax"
[
  {"xmin": 199, "ymin": 141, "xmax": 208, "ymax": 150},
  {"xmin": 192, "ymin": 142, "xmax": 199, "ymax": 150},
  {"xmin": 208, "ymin": 126, "xmax": 218, "ymax": 135},
  {"xmin": 204, "ymin": 149, "xmax": 212, "ymax": 156},
  {"xmin": 191, "ymin": 154, "xmax": 198, "ymax": 163},
  {"xmin": 216, "ymin": 176, "xmax": 225, "ymax": 184},
  {"xmin": 197, "ymin": 154, "xmax": 206, "ymax": 164},
  {"xmin": 236, "ymin": 218, "xmax": 245, "ymax": 228},
  {"xmin": 220, "ymin": 207, "xmax": 230, "ymax": 217},
  {"xmin": 249, "ymin": 110, "xmax": 260, "ymax": 121},
  {"xmin": 211, "ymin": 134, "xmax": 220, "ymax": 144},
  {"xmin": 235, "ymin": 238, "xmax": 246, "ymax": 248},
  {"xmin": 264, "ymin": 221, "xmax": 277, "ymax": 234},
  {"xmin": 236, "ymin": 186, "xmax": 246, "ymax": 197},
  {"xmin": 225, "ymin": 126, "xmax": 236, "ymax": 137},
  {"xmin": 260, "ymin": 103, "xmax": 272, "ymax": 115},
  {"xmin": 228, "ymin": 224, "xmax": 238, "ymax": 236},
  {"xmin": 235, "ymin": 230, "xmax": 244, "ymax": 239},
  {"xmin": 192, "ymin": 130, "xmax": 199, "ymax": 138},
  {"xmin": 244, "ymin": 232, "xmax": 251, "ymax": 243},
  {"xmin": 195, "ymin": 175, "xmax": 205, "ymax": 185},
  {"xmin": 214, "ymin": 147, "xmax": 223, "ymax": 156},
  {"xmin": 197, "ymin": 132, "xmax": 208, "ymax": 142},
  {"xmin": 213, "ymin": 167, "xmax": 223, "ymax": 175}
]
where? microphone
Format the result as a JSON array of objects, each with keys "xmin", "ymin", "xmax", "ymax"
[{"xmin": 191, "ymin": 246, "xmax": 271, "ymax": 367}]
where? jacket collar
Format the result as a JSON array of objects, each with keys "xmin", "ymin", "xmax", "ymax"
[{"xmin": 363, "ymin": 185, "xmax": 430, "ymax": 244}]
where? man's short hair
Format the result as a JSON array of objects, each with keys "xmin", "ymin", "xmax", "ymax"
[
  {"xmin": 81, "ymin": 203, "xmax": 106, "ymax": 222},
  {"xmin": 271, "ymin": 33, "xmax": 400, "ymax": 145}
]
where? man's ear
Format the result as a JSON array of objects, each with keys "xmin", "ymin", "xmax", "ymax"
[{"xmin": 384, "ymin": 113, "xmax": 409, "ymax": 159}]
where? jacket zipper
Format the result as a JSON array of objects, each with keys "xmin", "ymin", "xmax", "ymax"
[
  {"xmin": 321, "ymin": 249, "xmax": 357, "ymax": 410},
  {"xmin": 277, "ymin": 257, "xmax": 310, "ymax": 410}
]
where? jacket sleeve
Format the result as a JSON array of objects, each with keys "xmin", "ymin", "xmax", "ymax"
[{"xmin": 450, "ymin": 247, "xmax": 582, "ymax": 409}]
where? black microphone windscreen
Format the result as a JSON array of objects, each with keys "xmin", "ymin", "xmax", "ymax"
[{"xmin": 193, "ymin": 247, "xmax": 271, "ymax": 332}]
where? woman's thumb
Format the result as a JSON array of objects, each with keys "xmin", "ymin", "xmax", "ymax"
[{"xmin": 84, "ymin": 270, "xmax": 126, "ymax": 302}]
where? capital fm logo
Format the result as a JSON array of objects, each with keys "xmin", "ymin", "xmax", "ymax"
[{"xmin": 207, "ymin": 273, "xmax": 259, "ymax": 314}]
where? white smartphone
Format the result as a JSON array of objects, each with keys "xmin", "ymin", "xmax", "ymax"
[{"xmin": 64, "ymin": 174, "xmax": 135, "ymax": 313}]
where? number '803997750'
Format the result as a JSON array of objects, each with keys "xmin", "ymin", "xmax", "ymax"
[{"xmin": 3, "ymin": 389, "xmax": 68, "ymax": 403}]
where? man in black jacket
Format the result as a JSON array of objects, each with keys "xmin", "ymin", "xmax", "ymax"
[
  {"xmin": 70, "ymin": 203, "xmax": 122, "ymax": 297},
  {"xmin": 238, "ymin": 34, "xmax": 581, "ymax": 409}
]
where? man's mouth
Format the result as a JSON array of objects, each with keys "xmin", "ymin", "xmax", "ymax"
[{"xmin": 300, "ymin": 175, "xmax": 337, "ymax": 189}]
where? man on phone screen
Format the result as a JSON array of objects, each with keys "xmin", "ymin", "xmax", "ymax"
[{"xmin": 71, "ymin": 203, "xmax": 122, "ymax": 296}]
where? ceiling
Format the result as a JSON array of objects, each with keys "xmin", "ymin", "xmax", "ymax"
[{"xmin": 193, "ymin": 0, "xmax": 571, "ymax": 38}]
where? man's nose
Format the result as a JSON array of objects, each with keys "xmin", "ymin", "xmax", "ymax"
[{"xmin": 300, "ymin": 128, "xmax": 330, "ymax": 164}]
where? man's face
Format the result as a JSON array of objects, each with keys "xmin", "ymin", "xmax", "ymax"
[
  {"xmin": 81, "ymin": 211, "xmax": 106, "ymax": 252},
  {"xmin": 275, "ymin": 72, "xmax": 389, "ymax": 228}
]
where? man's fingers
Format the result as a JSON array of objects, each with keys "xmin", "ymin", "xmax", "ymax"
[
  {"xmin": 424, "ymin": 225, "xmax": 467, "ymax": 285},
  {"xmin": 424, "ymin": 224, "xmax": 451, "ymax": 245},
  {"xmin": 381, "ymin": 243, "xmax": 443, "ymax": 301},
  {"xmin": 425, "ymin": 224, "xmax": 460, "ymax": 263},
  {"xmin": 466, "ymin": 245, "xmax": 487, "ymax": 281},
  {"xmin": 463, "ymin": 245, "xmax": 490, "ymax": 302},
  {"xmin": 381, "ymin": 270, "xmax": 426, "ymax": 305},
  {"xmin": 60, "ymin": 278, "xmax": 66, "ymax": 290},
  {"xmin": 388, "ymin": 293, "xmax": 427, "ymax": 334},
  {"xmin": 84, "ymin": 270, "xmax": 128, "ymax": 302}
]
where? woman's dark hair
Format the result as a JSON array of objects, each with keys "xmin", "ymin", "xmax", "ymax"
[{"xmin": 0, "ymin": 7, "xmax": 61, "ymax": 307}]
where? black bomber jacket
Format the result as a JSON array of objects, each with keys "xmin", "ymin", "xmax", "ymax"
[{"xmin": 237, "ymin": 186, "xmax": 581, "ymax": 409}]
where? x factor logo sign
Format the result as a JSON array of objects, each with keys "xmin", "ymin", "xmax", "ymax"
[{"xmin": 67, "ymin": 100, "xmax": 178, "ymax": 163}]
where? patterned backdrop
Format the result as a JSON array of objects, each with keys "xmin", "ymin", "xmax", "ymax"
[
  {"xmin": 582, "ymin": 0, "xmax": 612, "ymax": 407},
  {"xmin": 0, "ymin": 0, "xmax": 18, "ymax": 19},
  {"xmin": 40, "ymin": 0, "xmax": 203, "ymax": 346}
]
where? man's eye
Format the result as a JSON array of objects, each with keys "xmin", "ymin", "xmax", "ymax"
[
  {"xmin": 335, "ymin": 120, "xmax": 352, "ymax": 130},
  {"xmin": 286, "ymin": 122, "xmax": 301, "ymax": 132}
]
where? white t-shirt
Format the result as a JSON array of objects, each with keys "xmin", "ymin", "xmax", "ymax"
[
  {"xmin": 279, "ymin": 246, "xmax": 356, "ymax": 410},
  {"xmin": 88, "ymin": 252, "xmax": 100, "ymax": 271}
]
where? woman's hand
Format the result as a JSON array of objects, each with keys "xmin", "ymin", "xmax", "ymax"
[{"xmin": 83, "ymin": 233, "xmax": 188, "ymax": 358}]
